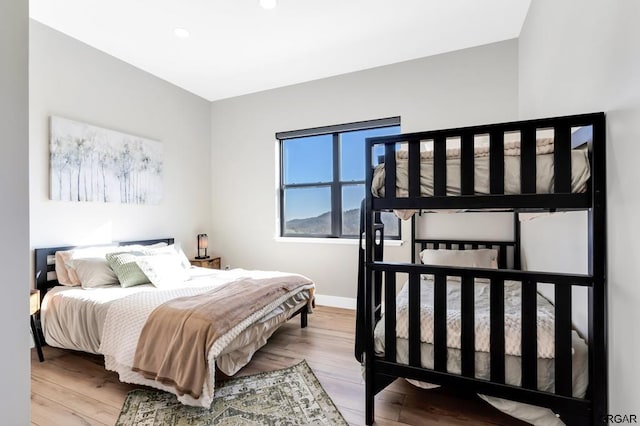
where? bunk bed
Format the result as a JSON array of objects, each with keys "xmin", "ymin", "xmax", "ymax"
[{"xmin": 355, "ymin": 113, "xmax": 606, "ymax": 425}]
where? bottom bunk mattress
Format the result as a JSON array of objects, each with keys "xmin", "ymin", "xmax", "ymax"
[
  {"xmin": 373, "ymin": 278, "xmax": 588, "ymax": 426},
  {"xmin": 41, "ymin": 267, "xmax": 315, "ymax": 407}
]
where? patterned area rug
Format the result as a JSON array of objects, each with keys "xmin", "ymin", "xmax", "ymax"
[{"xmin": 116, "ymin": 360, "xmax": 348, "ymax": 425}]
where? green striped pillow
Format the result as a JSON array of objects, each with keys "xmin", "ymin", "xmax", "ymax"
[{"xmin": 106, "ymin": 251, "xmax": 150, "ymax": 288}]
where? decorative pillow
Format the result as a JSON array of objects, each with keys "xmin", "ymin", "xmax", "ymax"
[
  {"xmin": 135, "ymin": 253, "xmax": 190, "ymax": 288},
  {"xmin": 54, "ymin": 243, "xmax": 167, "ymax": 287},
  {"xmin": 142, "ymin": 243, "xmax": 191, "ymax": 270},
  {"xmin": 68, "ymin": 258, "xmax": 119, "ymax": 288},
  {"xmin": 419, "ymin": 248, "xmax": 498, "ymax": 269},
  {"xmin": 106, "ymin": 251, "xmax": 150, "ymax": 288},
  {"xmin": 419, "ymin": 248, "xmax": 498, "ymax": 283}
]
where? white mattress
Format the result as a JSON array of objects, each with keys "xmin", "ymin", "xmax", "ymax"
[
  {"xmin": 370, "ymin": 140, "xmax": 590, "ymax": 219},
  {"xmin": 373, "ymin": 279, "xmax": 589, "ymax": 426},
  {"xmin": 41, "ymin": 267, "xmax": 313, "ymax": 405}
]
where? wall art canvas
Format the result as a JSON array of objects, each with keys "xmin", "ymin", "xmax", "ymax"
[{"xmin": 50, "ymin": 116, "xmax": 163, "ymax": 204}]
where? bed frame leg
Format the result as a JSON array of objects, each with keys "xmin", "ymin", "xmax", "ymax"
[
  {"xmin": 300, "ymin": 306, "xmax": 308, "ymax": 328},
  {"xmin": 364, "ymin": 353, "xmax": 375, "ymax": 425},
  {"xmin": 365, "ymin": 379, "xmax": 374, "ymax": 425}
]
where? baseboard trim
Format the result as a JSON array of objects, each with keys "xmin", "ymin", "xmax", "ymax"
[{"xmin": 314, "ymin": 294, "xmax": 356, "ymax": 310}]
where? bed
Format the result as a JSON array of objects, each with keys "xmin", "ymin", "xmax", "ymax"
[
  {"xmin": 34, "ymin": 238, "xmax": 315, "ymax": 407},
  {"xmin": 355, "ymin": 113, "xmax": 607, "ymax": 425}
]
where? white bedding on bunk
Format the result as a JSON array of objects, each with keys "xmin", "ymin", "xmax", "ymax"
[
  {"xmin": 391, "ymin": 277, "xmax": 557, "ymax": 358},
  {"xmin": 373, "ymin": 278, "xmax": 589, "ymax": 426},
  {"xmin": 42, "ymin": 267, "xmax": 314, "ymax": 407},
  {"xmin": 371, "ymin": 138, "xmax": 591, "ymax": 207}
]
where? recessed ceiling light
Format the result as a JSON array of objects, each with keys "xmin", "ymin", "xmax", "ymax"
[
  {"xmin": 173, "ymin": 28, "xmax": 190, "ymax": 38},
  {"xmin": 260, "ymin": 0, "xmax": 277, "ymax": 10}
]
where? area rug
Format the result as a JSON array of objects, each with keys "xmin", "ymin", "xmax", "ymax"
[{"xmin": 115, "ymin": 360, "xmax": 348, "ymax": 425}]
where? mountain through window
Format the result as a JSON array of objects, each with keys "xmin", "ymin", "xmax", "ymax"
[{"xmin": 277, "ymin": 117, "xmax": 401, "ymax": 239}]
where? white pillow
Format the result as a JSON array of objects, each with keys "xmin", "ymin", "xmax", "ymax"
[
  {"xmin": 57, "ymin": 243, "xmax": 162, "ymax": 287},
  {"xmin": 68, "ymin": 258, "xmax": 119, "ymax": 288},
  {"xmin": 135, "ymin": 253, "xmax": 190, "ymax": 288},
  {"xmin": 55, "ymin": 242, "xmax": 171, "ymax": 288},
  {"xmin": 120, "ymin": 242, "xmax": 168, "ymax": 251},
  {"xmin": 419, "ymin": 248, "xmax": 498, "ymax": 283},
  {"xmin": 142, "ymin": 244, "xmax": 191, "ymax": 269},
  {"xmin": 57, "ymin": 245, "xmax": 119, "ymax": 286},
  {"xmin": 419, "ymin": 248, "xmax": 498, "ymax": 269},
  {"xmin": 54, "ymin": 251, "xmax": 78, "ymax": 286}
]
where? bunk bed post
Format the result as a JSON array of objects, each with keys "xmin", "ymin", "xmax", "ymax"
[
  {"xmin": 411, "ymin": 214, "xmax": 416, "ymax": 262},
  {"xmin": 363, "ymin": 139, "xmax": 376, "ymax": 425},
  {"xmin": 355, "ymin": 200, "xmax": 366, "ymax": 363},
  {"xmin": 513, "ymin": 210, "xmax": 521, "ymax": 270},
  {"xmin": 588, "ymin": 113, "xmax": 607, "ymax": 425}
]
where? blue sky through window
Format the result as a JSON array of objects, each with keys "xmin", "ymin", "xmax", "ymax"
[
  {"xmin": 283, "ymin": 125, "xmax": 399, "ymax": 221},
  {"xmin": 284, "ymin": 134, "xmax": 332, "ymax": 185}
]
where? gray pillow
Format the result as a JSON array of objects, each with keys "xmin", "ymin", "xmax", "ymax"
[{"xmin": 67, "ymin": 257, "xmax": 119, "ymax": 288}]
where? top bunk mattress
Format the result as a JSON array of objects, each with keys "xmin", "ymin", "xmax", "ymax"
[{"xmin": 371, "ymin": 138, "xmax": 591, "ymax": 200}]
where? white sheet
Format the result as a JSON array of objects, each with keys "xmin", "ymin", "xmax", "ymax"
[
  {"xmin": 373, "ymin": 279, "xmax": 589, "ymax": 426},
  {"xmin": 41, "ymin": 267, "xmax": 314, "ymax": 407}
]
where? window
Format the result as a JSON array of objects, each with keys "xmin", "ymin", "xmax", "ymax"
[{"xmin": 277, "ymin": 117, "xmax": 401, "ymax": 239}]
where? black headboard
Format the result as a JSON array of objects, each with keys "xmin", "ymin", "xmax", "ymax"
[{"xmin": 34, "ymin": 238, "xmax": 175, "ymax": 293}]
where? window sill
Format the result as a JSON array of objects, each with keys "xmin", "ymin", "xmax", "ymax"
[{"xmin": 274, "ymin": 236, "xmax": 404, "ymax": 246}]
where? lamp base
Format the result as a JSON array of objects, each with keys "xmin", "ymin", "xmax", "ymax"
[{"xmin": 194, "ymin": 256, "xmax": 210, "ymax": 259}]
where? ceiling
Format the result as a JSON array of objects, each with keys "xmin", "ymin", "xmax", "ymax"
[{"xmin": 30, "ymin": 0, "xmax": 531, "ymax": 102}]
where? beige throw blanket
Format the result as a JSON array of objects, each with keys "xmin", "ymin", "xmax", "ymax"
[{"xmin": 131, "ymin": 275, "xmax": 312, "ymax": 399}]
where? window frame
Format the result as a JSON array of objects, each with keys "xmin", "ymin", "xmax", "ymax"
[{"xmin": 277, "ymin": 117, "xmax": 401, "ymax": 239}]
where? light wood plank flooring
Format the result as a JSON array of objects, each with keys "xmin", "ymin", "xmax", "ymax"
[{"xmin": 31, "ymin": 306, "xmax": 527, "ymax": 425}]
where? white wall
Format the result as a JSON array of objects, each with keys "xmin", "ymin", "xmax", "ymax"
[
  {"xmin": 520, "ymin": 212, "xmax": 589, "ymax": 336},
  {"xmin": 416, "ymin": 212, "xmax": 514, "ymax": 241},
  {"xmin": 0, "ymin": 0, "xmax": 31, "ymax": 423},
  {"xmin": 519, "ymin": 0, "xmax": 640, "ymax": 415},
  {"xmin": 210, "ymin": 40, "xmax": 519, "ymax": 300},
  {"xmin": 29, "ymin": 21, "xmax": 212, "ymax": 257}
]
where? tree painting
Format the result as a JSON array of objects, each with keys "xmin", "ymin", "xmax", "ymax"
[{"xmin": 50, "ymin": 116, "xmax": 163, "ymax": 204}]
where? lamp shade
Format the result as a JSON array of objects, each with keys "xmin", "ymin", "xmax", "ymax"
[
  {"xmin": 196, "ymin": 234, "xmax": 209, "ymax": 259},
  {"xmin": 197, "ymin": 234, "xmax": 208, "ymax": 249}
]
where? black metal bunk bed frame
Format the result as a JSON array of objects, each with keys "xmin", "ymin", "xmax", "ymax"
[{"xmin": 355, "ymin": 112, "xmax": 606, "ymax": 425}]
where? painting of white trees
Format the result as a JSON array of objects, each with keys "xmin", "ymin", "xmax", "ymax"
[{"xmin": 50, "ymin": 116, "xmax": 163, "ymax": 204}]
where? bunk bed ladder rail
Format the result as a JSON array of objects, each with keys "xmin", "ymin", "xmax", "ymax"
[
  {"xmin": 588, "ymin": 112, "xmax": 607, "ymax": 425},
  {"xmin": 355, "ymin": 200, "xmax": 385, "ymax": 363}
]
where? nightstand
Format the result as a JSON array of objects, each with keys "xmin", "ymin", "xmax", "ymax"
[
  {"xmin": 190, "ymin": 256, "xmax": 221, "ymax": 269},
  {"xmin": 30, "ymin": 289, "xmax": 44, "ymax": 362}
]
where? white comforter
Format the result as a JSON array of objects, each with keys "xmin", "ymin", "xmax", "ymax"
[
  {"xmin": 372, "ymin": 138, "xmax": 590, "ymax": 198},
  {"xmin": 373, "ymin": 278, "xmax": 589, "ymax": 425},
  {"xmin": 42, "ymin": 268, "xmax": 314, "ymax": 408},
  {"xmin": 389, "ymin": 277, "xmax": 557, "ymax": 358},
  {"xmin": 371, "ymin": 139, "xmax": 591, "ymax": 219}
]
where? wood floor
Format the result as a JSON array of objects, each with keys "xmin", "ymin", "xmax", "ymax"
[{"xmin": 31, "ymin": 306, "xmax": 527, "ymax": 426}]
